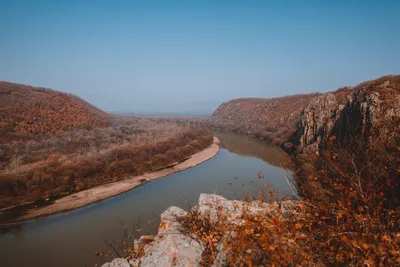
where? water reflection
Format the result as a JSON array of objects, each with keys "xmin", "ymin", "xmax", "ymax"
[
  {"xmin": 0, "ymin": 132, "xmax": 294, "ymax": 267},
  {"xmin": 214, "ymin": 130, "xmax": 294, "ymax": 170},
  {"xmin": 0, "ymin": 224, "xmax": 24, "ymax": 236}
]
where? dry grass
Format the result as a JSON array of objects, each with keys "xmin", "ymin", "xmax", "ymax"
[
  {"xmin": 178, "ymin": 165, "xmax": 399, "ymax": 266},
  {"xmin": 0, "ymin": 117, "xmax": 213, "ymax": 209},
  {"xmin": 176, "ymin": 120, "xmax": 400, "ymax": 266},
  {"xmin": 0, "ymin": 117, "xmax": 192, "ymax": 171}
]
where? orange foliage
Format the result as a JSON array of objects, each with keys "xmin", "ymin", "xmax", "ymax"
[{"xmin": 0, "ymin": 81, "xmax": 109, "ymax": 142}]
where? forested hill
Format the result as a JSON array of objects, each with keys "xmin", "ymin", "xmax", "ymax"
[{"xmin": 0, "ymin": 81, "xmax": 109, "ymax": 142}]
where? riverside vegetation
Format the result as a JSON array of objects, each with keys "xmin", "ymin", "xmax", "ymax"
[
  {"xmin": 0, "ymin": 82, "xmax": 213, "ymax": 210},
  {"xmin": 104, "ymin": 75, "xmax": 399, "ymax": 266}
]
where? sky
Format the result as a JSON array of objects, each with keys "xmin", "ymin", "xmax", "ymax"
[{"xmin": 1, "ymin": 0, "xmax": 399, "ymax": 114}]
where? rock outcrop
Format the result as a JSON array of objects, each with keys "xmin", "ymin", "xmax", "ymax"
[
  {"xmin": 207, "ymin": 75, "xmax": 400, "ymax": 156},
  {"xmin": 298, "ymin": 75, "xmax": 400, "ymax": 155},
  {"xmin": 102, "ymin": 194, "xmax": 298, "ymax": 267},
  {"xmin": 298, "ymin": 93, "xmax": 339, "ymax": 153}
]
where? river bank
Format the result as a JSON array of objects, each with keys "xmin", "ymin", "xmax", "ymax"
[
  {"xmin": 1, "ymin": 137, "xmax": 220, "ymax": 224},
  {"xmin": 0, "ymin": 131, "xmax": 294, "ymax": 267}
]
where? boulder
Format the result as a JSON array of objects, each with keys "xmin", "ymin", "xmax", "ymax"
[
  {"xmin": 158, "ymin": 206, "xmax": 187, "ymax": 234},
  {"xmin": 138, "ymin": 229, "xmax": 204, "ymax": 267},
  {"xmin": 102, "ymin": 258, "xmax": 132, "ymax": 267}
]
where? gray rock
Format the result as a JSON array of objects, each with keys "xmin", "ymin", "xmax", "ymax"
[
  {"xmin": 196, "ymin": 194, "xmax": 299, "ymax": 228},
  {"xmin": 299, "ymin": 93, "xmax": 338, "ymax": 151},
  {"xmin": 102, "ymin": 258, "xmax": 131, "ymax": 267},
  {"xmin": 139, "ymin": 229, "xmax": 204, "ymax": 267},
  {"xmin": 211, "ymin": 240, "xmax": 229, "ymax": 267},
  {"xmin": 298, "ymin": 81, "xmax": 400, "ymax": 156},
  {"xmin": 103, "ymin": 194, "xmax": 300, "ymax": 267},
  {"xmin": 158, "ymin": 206, "xmax": 187, "ymax": 234}
]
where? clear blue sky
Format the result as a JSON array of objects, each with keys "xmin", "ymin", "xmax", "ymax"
[{"xmin": 1, "ymin": 0, "xmax": 399, "ymax": 114}]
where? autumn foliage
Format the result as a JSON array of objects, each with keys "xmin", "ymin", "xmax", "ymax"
[
  {"xmin": 0, "ymin": 81, "xmax": 109, "ymax": 143},
  {"xmin": 177, "ymin": 133, "xmax": 400, "ymax": 265},
  {"xmin": 0, "ymin": 82, "xmax": 214, "ymax": 210},
  {"xmin": 210, "ymin": 94, "xmax": 320, "ymax": 146},
  {"xmin": 175, "ymin": 76, "xmax": 400, "ymax": 266},
  {"xmin": 0, "ymin": 120, "xmax": 213, "ymax": 209}
]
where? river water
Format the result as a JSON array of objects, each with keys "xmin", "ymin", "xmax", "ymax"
[{"xmin": 0, "ymin": 131, "xmax": 294, "ymax": 267}]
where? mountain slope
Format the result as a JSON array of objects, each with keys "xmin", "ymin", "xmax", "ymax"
[
  {"xmin": 211, "ymin": 94, "xmax": 320, "ymax": 146},
  {"xmin": 210, "ymin": 74, "xmax": 400, "ymax": 206},
  {"xmin": 297, "ymin": 75, "xmax": 400, "ymax": 153},
  {"xmin": 0, "ymin": 82, "xmax": 109, "ymax": 142}
]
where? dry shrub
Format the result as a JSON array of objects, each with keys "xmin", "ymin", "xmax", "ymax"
[
  {"xmin": 182, "ymin": 145, "xmax": 195, "ymax": 155},
  {"xmin": 0, "ymin": 123, "xmax": 214, "ymax": 209},
  {"xmin": 137, "ymin": 162, "xmax": 151, "ymax": 173},
  {"xmin": 108, "ymin": 159, "xmax": 138, "ymax": 175},
  {"xmin": 178, "ymin": 187, "xmax": 399, "ymax": 266},
  {"xmin": 151, "ymin": 154, "xmax": 167, "ymax": 167},
  {"xmin": 177, "ymin": 206, "xmax": 224, "ymax": 266},
  {"xmin": 165, "ymin": 150, "xmax": 182, "ymax": 162},
  {"xmin": 176, "ymin": 119, "xmax": 399, "ymax": 266},
  {"xmin": 188, "ymin": 140, "xmax": 203, "ymax": 149}
]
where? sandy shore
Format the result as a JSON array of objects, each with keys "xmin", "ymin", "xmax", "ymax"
[{"xmin": 10, "ymin": 137, "xmax": 220, "ymax": 223}]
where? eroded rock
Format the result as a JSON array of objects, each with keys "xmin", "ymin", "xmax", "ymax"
[
  {"xmin": 138, "ymin": 230, "xmax": 204, "ymax": 267},
  {"xmin": 102, "ymin": 194, "xmax": 299, "ymax": 267}
]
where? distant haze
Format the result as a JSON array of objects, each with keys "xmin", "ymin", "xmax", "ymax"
[{"xmin": 1, "ymin": 1, "xmax": 399, "ymax": 113}]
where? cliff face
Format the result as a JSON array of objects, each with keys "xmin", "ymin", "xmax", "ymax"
[
  {"xmin": 298, "ymin": 75, "xmax": 400, "ymax": 156},
  {"xmin": 210, "ymin": 75, "xmax": 400, "ymax": 202},
  {"xmin": 0, "ymin": 81, "xmax": 109, "ymax": 142},
  {"xmin": 210, "ymin": 75, "xmax": 400, "ymax": 156},
  {"xmin": 298, "ymin": 93, "xmax": 341, "ymax": 152}
]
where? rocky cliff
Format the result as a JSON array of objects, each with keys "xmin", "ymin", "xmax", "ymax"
[
  {"xmin": 209, "ymin": 75, "xmax": 400, "ymax": 157},
  {"xmin": 103, "ymin": 194, "xmax": 299, "ymax": 267},
  {"xmin": 297, "ymin": 75, "xmax": 400, "ymax": 156},
  {"xmin": 210, "ymin": 75, "xmax": 400, "ymax": 205}
]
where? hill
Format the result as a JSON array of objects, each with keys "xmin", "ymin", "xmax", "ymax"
[
  {"xmin": 210, "ymin": 75, "xmax": 399, "ymax": 151},
  {"xmin": 210, "ymin": 94, "xmax": 320, "ymax": 146},
  {"xmin": 0, "ymin": 81, "xmax": 110, "ymax": 143},
  {"xmin": 0, "ymin": 82, "xmax": 214, "ymax": 211},
  {"xmin": 209, "ymin": 74, "xmax": 400, "ymax": 208},
  {"xmin": 294, "ymin": 75, "xmax": 400, "ymax": 207}
]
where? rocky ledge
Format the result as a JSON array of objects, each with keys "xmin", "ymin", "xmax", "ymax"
[{"xmin": 103, "ymin": 194, "xmax": 298, "ymax": 267}]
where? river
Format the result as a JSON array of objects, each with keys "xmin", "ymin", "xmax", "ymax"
[{"xmin": 0, "ymin": 131, "xmax": 295, "ymax": 267}]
